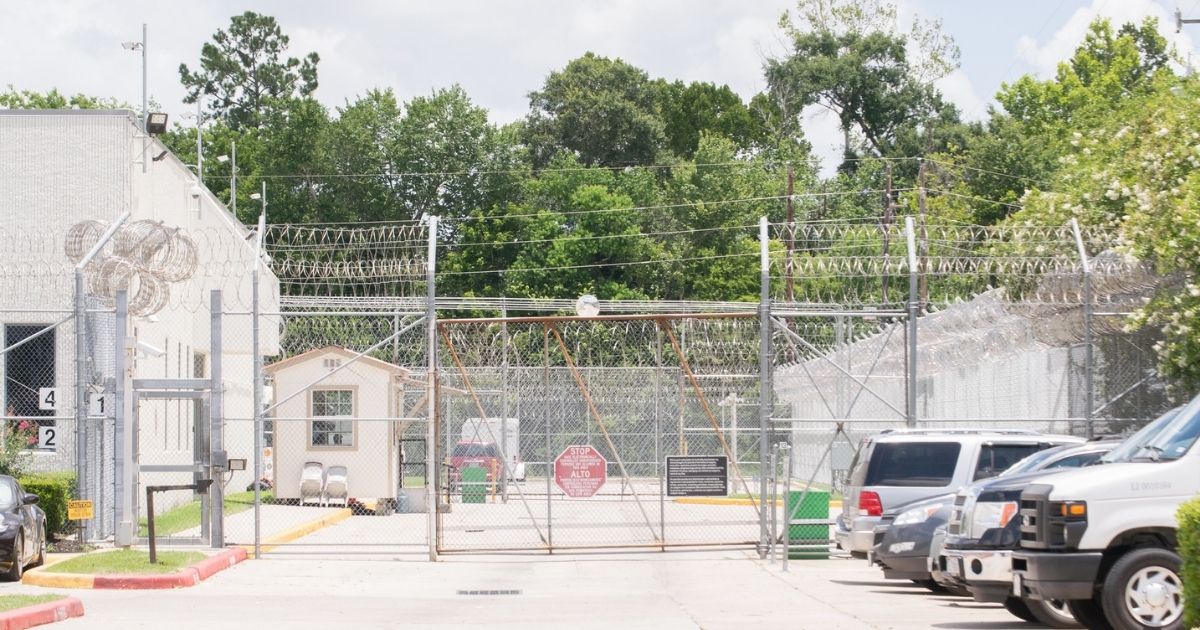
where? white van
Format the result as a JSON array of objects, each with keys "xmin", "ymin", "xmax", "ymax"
[{"xmin": 1012, "ymin": 398, "xmax": 1200, "ymax": 630}]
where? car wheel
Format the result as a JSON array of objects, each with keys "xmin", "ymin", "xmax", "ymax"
[
  {"xmin": 29, "ymin": 525, "xmax": 44, "ymax": 568},
  {"xmin": 1100, "ymin": 547, "xmax": 1184, "ymax": 630},
  {"xmin": 1003, "ymin": 597, "xmax": 1037, "ymax": 623},
  {"xmin": 1068, "ymin": 595, "xmax": 1115, "ymax": 630},
  {"xmin": 4, "ymin": 533, "xmax": 23, "ymax": 582},
  {"xmin": 1027, "ymin": 598, "xmax": 1081, "ymax": 629}
]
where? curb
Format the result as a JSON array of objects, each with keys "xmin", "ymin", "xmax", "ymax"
[
  {"xmin": 244, "ymin": 507, "xmax": 353, "ymax": 557},
  {"xmin": 0, "ymin": 596, "xmax": 83, "ymax": 630},
  {"xmin": 674, "ymin": 497, "xmax": 843, "ymax": 508},
  {"xmin": 22, "ymin": 547, "xmax": 247, "ymax": 590}
]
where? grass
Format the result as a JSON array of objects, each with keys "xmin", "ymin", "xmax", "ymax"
[
  {"xmin": 0, "ymin": 594, "xmax": 67, "ymax": 612},
  {"xmin": 138, "ymin": 490, "xmax": 273, "ymax": 537},
  {"xmin": 45, "ymin": 549, "xmax": 206, "ymax": 575}
]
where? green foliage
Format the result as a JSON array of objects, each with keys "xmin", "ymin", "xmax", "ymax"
[
  {"xmin": 766, "ymin": 0, "xmax": 961, "ymax": 170},
  {"xmin": 179, "ymin": 11, "xmax": 320, "ymax": 130},
  {"xmin": 0, "ymin": 595, "xmax": 68, "ymax": 612},
  {"xmin": 0, "ymin": 87, "xmax": 125, "ymax": 110},
  {"xmin": 0, "ymin": 422, "xmax": 38, "ymax": 479},
  {"xmin": 1178, "ymin": 497, "xmax": 1200, "ymax": 628},
  {"xmin": 526, "ymin": 52, "xmax": 666, "ymax": 167},
  {"xmin": 20, "ymin": 472, "xmax": 76, "ymax": 537}
]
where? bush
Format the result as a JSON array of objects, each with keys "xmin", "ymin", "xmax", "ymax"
[
  {"xmin": 20, "ymin": 472, "xmax": 76, "ymax": 537},
  {"xmin": 1177, "ymin": 497, "xmax": 1200, "ymax": 628}
]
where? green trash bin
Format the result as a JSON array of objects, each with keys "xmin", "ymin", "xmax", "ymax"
[
  {"xmin": 785, "ymin": 490, "xmax": 830, "ymax": 559},
  {"xmin": 461, "ymin": 466, "xmax": 488, "ymax": 504}
]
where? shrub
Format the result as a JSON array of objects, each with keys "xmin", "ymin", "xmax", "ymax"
[
  {"xmin": 19, "ymin": 472, "xmax": 76, "ymax": 537},
  {"xmin": 1177, "ymin": 497, "xmax": 1200, "ymax": 628}
]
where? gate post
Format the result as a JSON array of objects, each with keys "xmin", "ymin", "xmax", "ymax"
[
  {"xmin": 114, "ymin": 290, "xmax": 133, "ymax": 547},
  {"xmin": 905, "ymin": 217, "xmax": 918, "ymax": 428},
  {"xmin": 210, "ymin": 290, "xmax": 224, "ymax": 548},
  {"xmin": 425, "ymin": 216, "xmax": 439, "ymax": 562},
  {"xmin": 757, "ymin": 217, "xmax": 772, "ymax": 558},
  {"xmin": 252, "ymin": 210, "xmax": 265, "ymax": 558},
  {"xmin": 73, "ymin": 270, "xmax": 89, "ymax": 543}
]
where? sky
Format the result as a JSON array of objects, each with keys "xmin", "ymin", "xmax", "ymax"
[{"xmin": 2, "ymin": 0, "xmax": 1197, "ymax": 174}]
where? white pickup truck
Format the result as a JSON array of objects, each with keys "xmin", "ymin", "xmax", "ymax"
[{"xmin": 1011, "ymin": 398, "xmax": 1200, "ymax": 630}]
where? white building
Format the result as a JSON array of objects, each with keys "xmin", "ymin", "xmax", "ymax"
[{"xmin": 0, "ymin": 110, "xmax": 280, "ymax": 540}]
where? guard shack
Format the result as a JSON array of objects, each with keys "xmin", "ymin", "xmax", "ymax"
[{"xmin": 266, "ymin": 346, "xmax": 420, "ymax": 513}]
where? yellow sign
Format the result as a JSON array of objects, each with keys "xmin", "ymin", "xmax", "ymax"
[{"xmin": 67, "ymin": 500, "xmax": 94, "ymax": 520}]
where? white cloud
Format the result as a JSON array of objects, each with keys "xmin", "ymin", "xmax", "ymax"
[
  {"xmin": 1016, "ymin": 0, "xmax": 1195, "ymax": 78},
  {"xmin": 937, "ymin": 69, "xmax": 987, "ymax": 122}
]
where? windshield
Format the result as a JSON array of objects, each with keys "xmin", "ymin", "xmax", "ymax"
[
  {"xmin": 1140, "ymin": 399, "xmax": 1200, "ymax": 461},
  {"xmin": 0, "ymin": 483, "xmax": 15, "ymax": 510},
  {"xmin": 1102, "ymin": 406, "xmax": 1184, "ymax": 463},
  {"xmin": 1001, "ymin": 447, "xmax": 1064, "ymax": 476}
]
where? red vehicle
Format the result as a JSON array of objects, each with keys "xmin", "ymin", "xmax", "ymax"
[{"xmin": 448, "ymin": 441, "xmax": 502, "ymax": 488}]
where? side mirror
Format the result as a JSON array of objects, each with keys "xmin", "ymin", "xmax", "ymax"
[{"xmin": 22, "ymin": 494, "xmax": 38, "ymax": 505}]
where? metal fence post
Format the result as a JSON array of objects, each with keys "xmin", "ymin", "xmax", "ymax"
[
  {"xmin": 113, "ymin": 291, "xmax": 129, "ymax": 546},
  {"xmin": 1070, "ymin": 219, "xmax": 1095, "ymax": 438},
  {"xmin": 209, "ymin": 290, "xmax": 224, "ymax": 548},
  {"xmin": 905, "ymin": 217, "xmax": 918, "ymax": 428},
  {"xmin": 73, "ymin": 271, "xmax": 88, "ymax": 543},
  {"xmin": 425, "ymin": 216, "xmax": 439, "ymax": 561},
  {"xmin": 758, "ymin": 216, "xmax": 772, "ymax": 558},
  {"xmin": 252, "ymin": 210, "xmax": 265, "ymax": 557}
]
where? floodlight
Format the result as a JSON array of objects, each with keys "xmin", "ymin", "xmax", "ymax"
[
  {"xmin": 146, "ymin": 112, "xmax": 168, "ymax": 135},
  {"xmin": 121, "ymin": 41, "xmax": 142, "ymax": 51},
  {"xmin": 216, "ymin": 155, "xmax": 230, "ymax": 164},
  {"xmin": 575, "ymin": 294, "xmax": 600, "ymax": 318}
]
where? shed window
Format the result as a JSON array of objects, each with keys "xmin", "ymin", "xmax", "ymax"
[{"xmin": 312, "ymin": 390, "xmax": 353, "ymax": 447}]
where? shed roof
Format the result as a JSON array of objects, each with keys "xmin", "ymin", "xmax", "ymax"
[{"xmin": 265, "ymin": 345, "xmax": 411, "ymax": 375}]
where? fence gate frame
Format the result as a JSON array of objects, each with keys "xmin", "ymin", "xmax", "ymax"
[{"xmin": 434, "ymin": 311, "xmax": 767, "ymax": 554}]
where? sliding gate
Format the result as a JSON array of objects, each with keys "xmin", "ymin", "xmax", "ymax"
[{"xmin": 435, "ymin": 313, "xmax": 768, "ymax": 552}]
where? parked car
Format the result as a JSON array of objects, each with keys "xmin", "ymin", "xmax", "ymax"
[
  {"xmin": 448, "ymin": 441, "xmax": 502, "ymax": 488},
  {"xmin": 937, "ymin": 440, "xmax": 1122, "ymax": 628},
  {"xmin": 1012, "ymin": 401, "xmax": 1199, "ymax": 630},
  {"xmin": 838, "ymin": 429, "xmax": 1083, "ymax": 556},
  {"xmin": 0, "ymin": 475, "xmax": 45, "ymax": 581}
]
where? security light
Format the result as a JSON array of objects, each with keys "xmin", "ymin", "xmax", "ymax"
[
  {"xmin": 227, "ymin": 458, "xmax": 247, "ymax": 471},
  {"xmin": 249, "ymin": 193, "xmax": 261, "ymax": 200},
  {"xmin": 146, "ymin": 112, "xmax": 168, "ymax": 135},
  {"xmin": 216, "ymin": 155, "xmax": 230, "ymax": 164},
  {"xmin": 575, "ymin": 294, "xmax": 600, "ymax": 318},
  {"xmin": 121, "ymin": 41, "xmax": 142, "ymax": 50}
]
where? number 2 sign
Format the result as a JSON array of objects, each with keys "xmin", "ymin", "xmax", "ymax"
[{"xmin": 38, "ymin": 426, "xmax": 57, "ymax": 451}]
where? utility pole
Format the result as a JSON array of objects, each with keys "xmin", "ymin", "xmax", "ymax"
[
  {"xmin": 916, "ymin": 160, "xmax": 929, "ymax": 307},
  {"xmin": 881, "ymin": 164, "xmax": 896, "ymax": 305},
  {"xmin": 785, "ymin": 164, "xmax": 795, "ymax": 303}
]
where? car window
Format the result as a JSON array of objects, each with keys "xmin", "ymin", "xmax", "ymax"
[
  {"xmin": 863, "ymin": 442, "xmax": 961, "ymax": 487},
  {"xmin": 1043, "ymin": 451, "xmax": 1103, "ymax": 469},
  {"xmin": 846, "ymin": 440, "xmax": 872, "ymax": 487},
  {"xmin": 0, "ymin": 482, "xmax": 16, "ymax": 509},
  {"xmin": 1104, "ymin": 406, "xmax": 1182, "ymax": 463},
  {"xmin": 973, "ymin": 444, "xmax": 1040, "ymax": 481},
  {"xmin": 452, "ymin": 443, "xmax": 500, "ymax": 458},
  {"xmin": 1000, "ymin": 447, "xmax": 1063, "ymax": 476}
]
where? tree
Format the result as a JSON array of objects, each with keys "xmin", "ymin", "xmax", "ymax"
[
  {"xmin": 765, "ymin": 0, "xmax": 961, "ymax": 168},
  {"xmin": 525, "ymin": 53, "xmax": 665, "ymax": 168},
  {"xmin": 0, "ymin": 87, "xmax": 124, "ymax": 110},
  {"xmin": 655, "ymin": 80, "xmax": 759, "ymax": 158},
  {"xmin": 179, "ymin": 12, "xmax": 320, "ymax": 130}
]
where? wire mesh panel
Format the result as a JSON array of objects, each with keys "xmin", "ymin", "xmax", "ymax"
[{"xmin": 436, "ymin": 315, "xmax": 764, "ymax": 553}]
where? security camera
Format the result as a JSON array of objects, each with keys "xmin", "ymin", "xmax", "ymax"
[{"xmin": 189, "ymin": 184, "xmax": 203, "ymax": 198}]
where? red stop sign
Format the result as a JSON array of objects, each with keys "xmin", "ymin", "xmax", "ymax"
[{"xmin": 554, "ymin": 445, "xmax": 607, "ymax": 498}]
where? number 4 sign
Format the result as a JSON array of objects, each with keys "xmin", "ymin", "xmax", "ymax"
[{"xmin": 38, "ymin": 388, "xmax": 60, "ymax": 411}]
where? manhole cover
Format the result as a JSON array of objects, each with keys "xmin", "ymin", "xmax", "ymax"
[{"xmin": 456, "ymin": 589, "xmax": 522, "ymax": 596}]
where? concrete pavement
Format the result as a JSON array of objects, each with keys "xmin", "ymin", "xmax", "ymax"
[{"xmin": 1, "ymin": 550, "xmax": 1037, "ymax": 630}]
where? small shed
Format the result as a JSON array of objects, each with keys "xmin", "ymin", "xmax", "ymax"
[{"xmin": 266, "ymin": 346, "xmax": 416, "ymax": 506}]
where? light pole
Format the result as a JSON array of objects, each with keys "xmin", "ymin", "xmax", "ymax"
[
  {"xmin": 121, "ymin": 24, "xmax": 147, "ymax": 173},
  {"xmin": 216, "ymin": 141, "xmax": 237, "ymax": 215}
]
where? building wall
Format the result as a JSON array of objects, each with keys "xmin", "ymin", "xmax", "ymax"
[{"xmin": 0, "ymin": 111, "xmax": 281, "ymax": 520}]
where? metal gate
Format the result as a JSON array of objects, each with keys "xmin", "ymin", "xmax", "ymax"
[{"xmin": 434, "ymin": 313, "xmax": 767, "ymax": 553}]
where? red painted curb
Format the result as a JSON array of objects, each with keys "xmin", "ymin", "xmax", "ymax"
[
  {"xmin": 92, "ymin": 548, "xmax": 246, "ymax": 590},
  {"xmin": 0, "ymin": 596, "xmax": 84, "ymax": 630}
]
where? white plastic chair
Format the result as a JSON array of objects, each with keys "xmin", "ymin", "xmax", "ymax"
[
  {"xmin": 324, "ymin": 465, "xmax": 348, "ymax": 507},
  {"xmin": 300, "ymin": 461, "xmax": 324, "ymax": 506}
]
